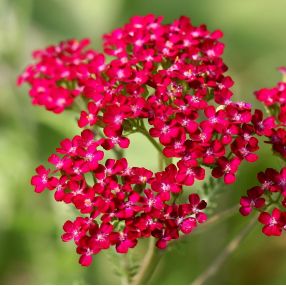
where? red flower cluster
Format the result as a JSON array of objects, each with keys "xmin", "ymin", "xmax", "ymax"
[
  {"xmin": 254, "ymin": 69, "xmax": 286, "ymax": 159},
  {"xmin": 19, "ymin": 15, "xmax": 270, "ymax": 184},
  {"xmin": 100, "ymin": 15, "xmax": 265, "ymax": 184},
  {"xmin": 240, "ymin": 167, "xmax": 286, "ymax": 236},
  {"xmin": 238, "ymin": 69, "xmax": 286, "ymax": 236},
  {"xmin": 255, "ymin": 70, "xmax": 286, "ymax": 126},
  {"xmin": 31, "ymin": 130, "xmax": 207, "ymax": 266},
  {"xmin": 19, "ymin": 15, "xmax": 286, "ymax": 266},
  {"xmin": 17, "ymin": 39, "xmax": 103, "ymax": 113}
]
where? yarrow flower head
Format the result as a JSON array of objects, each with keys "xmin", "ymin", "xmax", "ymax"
[
  {"xmin": 31, "ymin": 130, "xmax": 208, "ymax": 265},
  {"xmin": 19, "ymin": 15, "xmax": 286, "ymax": 268},
  {"xmin": 240, "ymin": 167, "xmax": 286, "ymax": 236},
  {"xmin": 237, "ymin": 68, "xmax": 286, "ymax": 238}
]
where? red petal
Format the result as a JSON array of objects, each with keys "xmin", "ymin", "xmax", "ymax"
[
  {"xmin": 79, "ymin": 254, "xmax": 93, "ymax": 266},
  {"xmin": 258, "ymin": 212, "xmax": 271, "ymax": 224},
  {"xmin": 224, "ymin": 173, "xmax": 235, "ymax": 184}
]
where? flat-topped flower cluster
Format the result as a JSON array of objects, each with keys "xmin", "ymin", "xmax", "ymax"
[{"xmin": 18, "ymin": 15, "xmax": 286, "ymax": 266}]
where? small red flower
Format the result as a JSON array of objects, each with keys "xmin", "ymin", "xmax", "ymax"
[
  {"xmin": 239, "ymin": 187, "xmax": 265, "ymax": 216},
  {"xmin": 31, "ymin": 165, "xmax": 57, "ymax": 193},
  {"xmin": 212, "ymin": 156, "xmax": 241, "ymax": 184},
  {"xmin": 176, "ymin": 160, "xmax": 205, "ymax": 186},
  {"xmin": 78, "ymin": 102, "xmax": 99, "ymax": 128},
  {"xmin": 188, "ymin": 194, "xmax": 207, "ymax": 223},
  {"xmin": 258, "ymin": 208, "xmax": 282, "ymax": 236}
]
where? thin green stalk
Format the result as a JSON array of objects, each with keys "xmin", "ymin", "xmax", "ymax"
[
  {"xmin": 131, "ymin": 237, "xmax": 161, "ymax": 285},
  {"xmin": 158, "ymin": 151, "xmax": 164, "ymax": 170},
  {"xmin": 138, "ymin": 126, "xmax": 162, "ymax": 154},
  {"xmin": 121, "ymin": 254, "xmax": 131, "ymax": 285},
  {"xmin": 195, "ymin": 205, "xmax": 239, "ymax": 233},
  {"xmin": 190, "ymin": 216, "xmax": 257, "ymax": 285},
  {"xmin": 137, "ymin": 121, "xmax": 173, "ymax": 168}
]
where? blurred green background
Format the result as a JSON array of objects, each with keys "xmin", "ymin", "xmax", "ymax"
[{"xmin": 1, "ymin": 0, "xmax": 286, "ymax": 284}]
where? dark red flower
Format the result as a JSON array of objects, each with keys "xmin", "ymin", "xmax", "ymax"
[{"xmin": 258, "ymin": 208, "xmax": 282, "ymax": 236}]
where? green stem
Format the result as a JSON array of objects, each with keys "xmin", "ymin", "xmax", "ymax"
[
  {"xmin": 190, "ymin": 216, "xmax": 257, "ymax": 285},
  {"xmin": 131, "ymin": 237, "xmax": 161, "ymax": 285},
  {"xmin": 137, "ymin": 121, "xmax": 173, "ymax": 169},
  {"xmin": 158, "ymin": 151, "xmax": 165, "ymax": 170},
  {"xmin": 197, "ymin": 205, "xmax": 239, "ymax": 231},
  {"xmin": 138, "ymin": 126, "xmax": 162, "ymax": 154},
  {"xmin": 121, "ymin": 254, "xmax": 131, "ymax": 285}
]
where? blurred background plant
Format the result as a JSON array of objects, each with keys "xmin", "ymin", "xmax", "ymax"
[{"xmin": 0, "ymin": 0, "xmax": 286, "ymax": 284}]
